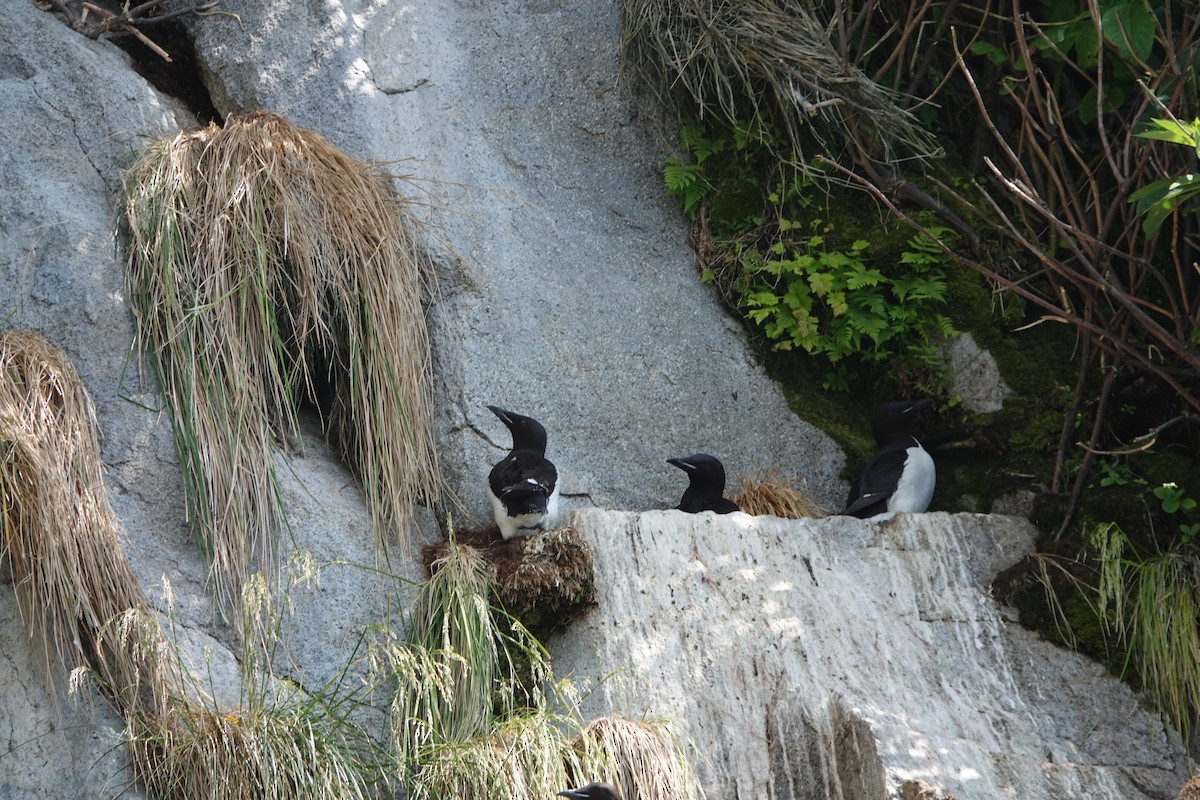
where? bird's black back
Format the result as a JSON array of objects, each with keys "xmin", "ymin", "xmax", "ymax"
[
  {"xmin": 843, "ymin": 441, "xmax": 911, "ymax": 517},
  {"xmin": 557, "ymin": 782, "xmax": 623, "ymax": 800},
  {"xmin": 488, "ymin": 450, "xmax": 556, "ymax": 514}
]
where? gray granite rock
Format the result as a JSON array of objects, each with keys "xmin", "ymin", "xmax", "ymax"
[
  {"xmin": 940, "ymin": 332, "xmax": 1012, "ymax": 413},
  {"xmin": 185, "ymin": 0, "xmax": 848, "ymax": 527},
  {"xmin": 0, "ymin": 5, "xmax": 405, "ymax": 793},
  {"xmin": 550, "ymin": 510, "xmax": 1187, "ymax": 800}
]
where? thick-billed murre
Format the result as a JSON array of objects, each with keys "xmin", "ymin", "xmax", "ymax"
[
  {"xmin": 668, "ymin": 453, "xmax": 740, "ymax": 514},
  {"xmin": 843, "ymin": 398, "xmax": 936, "ymax": 520},
  {"xmin": 557, "ymin": 782, "xmax": 622, "ymax": 800},
  {"xmin": 486, "ymin": 405, "xmax": 560, "ymax": 540}
]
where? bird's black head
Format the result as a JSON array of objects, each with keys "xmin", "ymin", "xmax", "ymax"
[
  {"xmin": 557, "ymin": 782, "xmax": 622, "ymax": 800},
  {"xmin": 869, "ymin": 398, "xmax": 934, "ymax": 445},
  {"xmin": 668, "ymin": 453, "xmax": 727, "ymax": 490},
  {"xmin": 487, "ymin": 405, "xmax": 549, "ymax": 455}
]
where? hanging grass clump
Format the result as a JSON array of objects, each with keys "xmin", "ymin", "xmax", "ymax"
[
  {"xmin": 0, "ymin": 329, "xmax": 172, "ymax": 716},
  {"xmin": 123, "ymin": 111, "xmax": 440, "ymax": 612},
  {"xmin": 380, "ymin": 530, "xmax": 698, "ymax": 800},
  {"xmin": 409, "ymin": 711, "xmax": 600, "ymax": 800},
  {"xmin": 128, "ymin": 677, "xmax": 383, "ymax": 800},
  {"xmin": 618, "ymin": 0, "xmax": 940, "ymax": 166},
  {"xmin": 0, "ymin": 330, "xmax": 394, "ymax": 797},
  {"xmin": 1092, "ymin": 521, "xmax": 1200, "ymax": 743},
  {"xmin": 573, "ymin": 716, "xmax": 694, "ymax": 800}
]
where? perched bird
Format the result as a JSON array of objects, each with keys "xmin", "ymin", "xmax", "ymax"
[
  {"xmin": 668, "ymin": 453, "xmax": 740, "ymax": 514},
  {"xmin": 843, "ymin": 398, "xmax": 936, "ymax": 520},
  {"xmin": 557, "ymin": 782, "xmax": 623, "ymax": 800},
  {"xmin": 486, "ymin": 405, "xmax": 560, "ymax": 540}
]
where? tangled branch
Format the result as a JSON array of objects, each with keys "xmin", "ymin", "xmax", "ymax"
[{"xmin": 41, "ymin": 1, "xmax": 224, "ymax": 59}]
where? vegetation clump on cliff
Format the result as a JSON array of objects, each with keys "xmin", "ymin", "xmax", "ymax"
[
  {"xmin": 619, "ymin": 0, "xmax": 1200, "ymax": 743},
  {"xmin": 123, "ymin": 111, "xmax": 441, "ymax": 614}
]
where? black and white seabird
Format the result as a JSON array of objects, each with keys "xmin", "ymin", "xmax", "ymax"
[
  {"xmin": 843, "ymin": 398, "xmax": 936, "ymax": 520},
  {"xmin": 486, "ymin": 405, "xmax": 560, "ymax": 540},
  {"xmin": 557, "ymin": 782, "xmax": 622, "ymax": 800},
  {"xmin": 668, "ymin": 453, "xmax": 740, "ymax": 514}
]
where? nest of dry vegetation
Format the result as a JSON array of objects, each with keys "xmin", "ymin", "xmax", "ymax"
[
  {"xmin": 423, "ymin": 526, "xmax": 597, "ymax": 630},
  {"xmin": 732, "ymin": 467, "xmax": 827, "ymax": 519}
]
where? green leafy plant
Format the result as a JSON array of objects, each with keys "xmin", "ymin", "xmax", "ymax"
[
  {"xmin": 1153, "ymin": 482, "xmax": 1200, "ymax": 543},
  {"xmin": 1026, "ymin": 0, "xmax": 1157, "ymax": 124},
  {"xmin": 663, "ymin": 119, "xmax": 775, "ymax": 228},
  {"xmin": 664, "ymin": 118, "xmax": 956, "ymax": 392},
  {"xmin": 1129, "ymin": 117, "xmax": 1200, "ymax": 235},
  {"xmin": 1090, "ymin": 462, "xmax": 1200, "ymax": 544},
  {"xmin": 1097, "ymin": 461, "xmax": 1136, "ymax": 488},
  {"xmin": 737, "ymin": 227, "xmax": 955, "ymax": 391}
]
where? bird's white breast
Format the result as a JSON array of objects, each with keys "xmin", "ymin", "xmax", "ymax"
[
  {"xmin": 888, "ymin": 441, "xmax": 935, "ymax": 513},
  {"xmin": 486, "ymin": 481, "xmax": 561, "ymax": 540}
]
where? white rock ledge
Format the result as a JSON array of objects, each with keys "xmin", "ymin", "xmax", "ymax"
[{"xmin": 550, "ymin": 510, "xmax": 1187, "ymax": 800}]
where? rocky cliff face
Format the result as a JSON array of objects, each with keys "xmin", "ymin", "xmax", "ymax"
[
  {"xmin": 0, "ymin": 2, "xmax": 1189, "ymax": 798},
  {"xmin": 553, "ymin": 510, "xmax": 1183, "ymax": 799}
]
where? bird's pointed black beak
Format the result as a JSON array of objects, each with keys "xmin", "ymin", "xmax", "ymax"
[
  {"xmin": 904, "ymin": 398, "xmax": 935, "ymax": 415},
  {"xmin": 487, "ymin": 404, "xmax": 514, "ymax": 426},
  {"xmin": 667, "ymin": 457, "xmax": 695, "ymax": 472},
  {"xmin": 556, "ymin": 792, "xmax": 583, "ymax": 799}
]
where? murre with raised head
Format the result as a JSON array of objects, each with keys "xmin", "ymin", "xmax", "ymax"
[{"xmin": 486, "ymin": 405, "xmax": 559, "ymax": 539}]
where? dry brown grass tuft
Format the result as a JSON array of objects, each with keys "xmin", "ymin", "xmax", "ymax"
[
  {"xmin": 124, "ymin": 111, "xmax": 440, "ymax": 612},
  {"xmin": 0, "ymin": 330, "xmax": 172, "ymax": 714},
  {"xmin": 129, "ymin": 701, "xmax": 380, "ymax": 800},
  {"xmin": 573, "ymin": 716, "xmax": 695, "ymax": 800},
  {"xmin": 1174, "ymin": 775, "xmax": 1200, "ymax": 800},
  {"xmin": 410, "ymin": 712, "xmax": 598, "ymax": 800},
  {"xmin": 618, "ymin": 0, "xmax": 940, "ymax": 166},
  {"xmin": 732, "ymin": 467, "xmax": 827, "ymax": 519},
  {"xmin": 0, "ymin": 329, "xmax": 383, "ymax": 794}
]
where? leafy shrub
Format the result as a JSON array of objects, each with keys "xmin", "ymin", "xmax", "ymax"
[
  {"xmin": 1129, "ymin": 117, "xmax": 1200, "ymax": 235},
  {"xmin": 736, "ymin": 227, "xmax": 955, "ymax": 391},
  {"xmin": 664, "ymin": 120, "xmax": 955, "ymax": 391}
]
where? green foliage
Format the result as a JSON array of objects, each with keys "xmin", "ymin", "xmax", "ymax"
[
  {"xmin": 736, "ymin": 224, "xmax": 955, "ymax": 392},
  {"xmin": 1091, "ymin": 462, "xmax": 1200, "ymax": 544},
  {"xmin": 663, "ymin": 119, "xmax": 775, "ymax": 226},
  {"xmin": 1154, "ymin": 482, "xmax": 1200, "ymax": 542},
  {"xmin": 1027, "ymin": 0, "xmax": 1158, "ymax": 124},
  {"xmin": 1129, "ymin": 117, "xmax": 1200, "ymax": 235},
  {"xmin": 1091, "ymin": 521, "xmax": 1200, "ymax": 740},
  {"xmin": 665, "ymin": 119, "xmax": 956, "ymax": 392}
]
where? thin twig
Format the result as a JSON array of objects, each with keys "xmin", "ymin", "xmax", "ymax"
[
  {"xmin": 1056, "ymin": 362, "xmax": 1121, "ymax": 539},
  {"xmin": 1076, "ymin": 415, "xmax": 1200, "ymax": 456}
]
